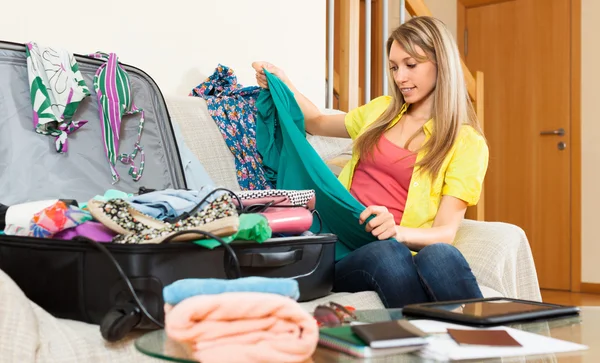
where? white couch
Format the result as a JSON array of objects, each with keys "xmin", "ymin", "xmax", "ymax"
[{"xmin": 0, "ymin": 95, "xmax": 541, "ymax": 363}]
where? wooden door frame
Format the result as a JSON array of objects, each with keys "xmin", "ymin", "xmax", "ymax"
[{"xmin": 457, "ymin": 0, "xmax": 582, "ymax": 292}]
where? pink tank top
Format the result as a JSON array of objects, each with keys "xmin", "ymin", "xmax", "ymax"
[{"xmin": 350, "ymin": 134, "xmax": 417, "ymax": 224}]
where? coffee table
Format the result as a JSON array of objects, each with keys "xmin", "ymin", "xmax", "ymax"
[{"xmin": 135, "ymin": 306, "xmax": 600, "ymax": 362}]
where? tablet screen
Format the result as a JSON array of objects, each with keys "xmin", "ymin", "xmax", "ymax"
[{"xmin": 427, "ymin": 299, "xmax": 555, "ymax": 318}]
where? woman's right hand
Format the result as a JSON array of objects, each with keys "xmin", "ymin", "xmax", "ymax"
[
  {"xmin": 252, "ymin": 61, "xmax": 348, "ymax": 138},
  {"xmin": 252, "ymin": 61, "xmax": 288, "ymax": 89}
]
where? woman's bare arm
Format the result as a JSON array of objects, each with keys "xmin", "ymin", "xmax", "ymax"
[
  {"xmin": 398, "ymin": 196, "xmax": 468, "ymax": 251},
  {"xmin": 253, "ymin": 61, "xmax": 350, "ymax": 138}
]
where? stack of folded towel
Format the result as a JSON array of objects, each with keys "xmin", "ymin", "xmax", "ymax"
[{"xmin": 163, "ymin": 277, "xmax": 318, "ymax": 363}]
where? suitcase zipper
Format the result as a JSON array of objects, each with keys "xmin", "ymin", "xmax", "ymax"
[{"xmin": 0, "ymin": 233, "xmax": 337, "ymax": 252}]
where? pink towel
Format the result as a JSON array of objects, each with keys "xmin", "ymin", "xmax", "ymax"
[{"xmin": 164, "ymin": 292, "xmax": 318, "ymax": 363}]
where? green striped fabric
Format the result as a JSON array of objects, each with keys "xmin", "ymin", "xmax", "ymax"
[{"xmin": 90, "ymin": 52, "xmax": 145, "ymax": 183}]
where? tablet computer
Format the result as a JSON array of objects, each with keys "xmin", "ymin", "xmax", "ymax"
[{"xmin": 402, "ymin": 297, "xmax": 580, "ymax": 326}]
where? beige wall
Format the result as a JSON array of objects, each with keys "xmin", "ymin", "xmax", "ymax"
[
  {"xmin": 0, "ymin": 0, "xmax": 326, "ymax": 108},
  {"xmin": 424, "ymin": 0, "xmax": 458, "ymax": 39},
  {"xmin": 423, "ymin": 0, "xmax": 600, "ymax": 284},
  {"xmin": 390, "ymin": 0, "xmax": 457, "ymax": 39},
  {"xmin": 580, "ymin": 0, "xmax": 600, "ymax": 283}
]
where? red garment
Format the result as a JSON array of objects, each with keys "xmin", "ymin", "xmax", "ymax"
[{"xmin": 350, "ymin": 135, "xmax": 417, "ymax": 224}]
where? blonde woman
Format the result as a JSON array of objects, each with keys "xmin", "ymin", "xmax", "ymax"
[{"xmin": 253, "ymin": 16, "xmax": 488, "ymax": 308}]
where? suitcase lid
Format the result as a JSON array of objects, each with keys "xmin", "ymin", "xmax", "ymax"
[{"xmin": 0, "ymin": 41, "xmax": 187, "ymax": 205}]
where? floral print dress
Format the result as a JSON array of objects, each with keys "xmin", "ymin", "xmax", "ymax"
[{"xmin": 190, "ymin": 64, "xmax": 273, "ymax": 190}]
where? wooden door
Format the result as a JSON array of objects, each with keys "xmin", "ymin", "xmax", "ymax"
[{"xmin": 459, "ymin": 0, "xmax": 572, "ymax": 290}]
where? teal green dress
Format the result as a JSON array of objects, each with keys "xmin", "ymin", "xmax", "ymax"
[{"xmin": 255, "ymin": 70, "xmax": 380, "ymax": 260}]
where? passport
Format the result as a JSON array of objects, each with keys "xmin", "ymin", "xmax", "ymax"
[{"xmin": 447, "ymin": 328, "xmax": 522, "ymax": 347}]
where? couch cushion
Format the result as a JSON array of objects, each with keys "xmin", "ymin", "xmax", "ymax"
[
  {"xmin": 298, "ymin": 285, "xmax": 503, "ymax": 314},
  {"xmin": 306, "ymin": 134, "xmax": 351, "ymax": 161},
  {"xmin": 480, "ymin": 285, "xmax": 504, "ymax": 298},
  {"xmin": 165, "ymin": 96, "xmax": 240, "ymax": 191},
  {"xmin": 454, "ymin": 219, "xmax": 541, "ymax": 301},
  {"xmin": 166, "ymin": 96, "xmax": 352, "ymax": 191},
  {"xmin": 305, "ymin": 108, "xmax": 350, "ymax": 158},
  {"xmin": 299, "ymin": 291, "xmax": 385, "ymax": 312},
  {"xmin": 0, "ymin": 269, "xmax": 158, "ymax": 363}
]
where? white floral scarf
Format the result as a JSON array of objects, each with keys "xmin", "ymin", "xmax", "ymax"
[{"xmin": 25, "ymin": 42, "xmax": 90, "ymax": 153}]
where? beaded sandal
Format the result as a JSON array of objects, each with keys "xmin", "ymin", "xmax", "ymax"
[
  {"xmin": 113, "ymin": 199, "xmax": 239, "ymax": 244},
  {"xmin": 87, "ymin": 198, "xmax": 165, "ymax": 235},
  {"xmin": 88, "ymin": 194, "xmax": 239, "ymax": 244}
]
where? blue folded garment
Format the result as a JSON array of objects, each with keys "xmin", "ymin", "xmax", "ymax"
[
  {"xmin": 127, "ymin": 187, "xmax": 225, "ymax": 220},
  {"xmin": 163, "ymin": 276, "xmax": 300, "ymax": 305}
]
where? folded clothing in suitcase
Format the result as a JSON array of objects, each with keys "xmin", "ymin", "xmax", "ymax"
[{"xmin": 0, "ymin": 40, "xmax": 335, "ymax": 340}]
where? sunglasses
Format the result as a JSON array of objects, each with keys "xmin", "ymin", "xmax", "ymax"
[{"xmin": 313, "ymin": 302, "xmax": 357, "ymax": 327}]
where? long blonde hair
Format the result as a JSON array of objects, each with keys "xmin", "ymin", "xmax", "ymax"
[{"xmin": 354, "ymin": 16, "xmax": 484, "ymax": 177}]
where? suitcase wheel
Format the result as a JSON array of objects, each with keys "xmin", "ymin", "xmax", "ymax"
[{"xmin": 100, "ymin": 303, "xmax": 142, "ymax": 342}]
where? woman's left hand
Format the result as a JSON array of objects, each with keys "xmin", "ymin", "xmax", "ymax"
[{"xmin": 359, "ymin": 206, "xmax": 398, "ymax": 240}]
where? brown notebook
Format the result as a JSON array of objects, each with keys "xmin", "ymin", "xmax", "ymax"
[{"xmin": 351, "ymin": 320, "xmax": 428, "ymax": 349}]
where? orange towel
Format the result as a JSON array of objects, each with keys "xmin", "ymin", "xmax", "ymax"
[{"xmin": 164, "ymin": 292, "xmax": 318, "ymax": 363}]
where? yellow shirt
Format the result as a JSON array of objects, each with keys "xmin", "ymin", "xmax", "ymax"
[{"xmin": 338, "ymin": 96, "xmax": 489, "ymax": 229}]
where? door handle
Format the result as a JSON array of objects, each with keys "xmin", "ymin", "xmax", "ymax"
[{"xmin": 540, "ymin": 128, "xmax": 565, "ymax": 136}]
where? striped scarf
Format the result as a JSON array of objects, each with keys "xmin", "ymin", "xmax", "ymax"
[{"xmin": 90, "ymin": 52, "xmax": 145, "ymax": 183}]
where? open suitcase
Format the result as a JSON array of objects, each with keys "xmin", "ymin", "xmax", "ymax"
[{"xmin": 0, "ymin": 40, "xmax": 336, "ymax": 341}]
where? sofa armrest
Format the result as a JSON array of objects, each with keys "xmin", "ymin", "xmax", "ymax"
[
  {"xmin": 306, "ymin": 108, "xmax": 353, "ymax": 161},
  {"xmin": 0, "ymin": 269, "xmax": 156, "ymax": 363},
  {"xmin": 306, "ymin": 134, "xmax": 351, "ymax": 161},
  {"xmin": 165, "ymin": 95, "xmax": 241, "ymax": 191},
  {"xmin": 454, "ymin": 219, "xmax": 542, "ymax": 301}
]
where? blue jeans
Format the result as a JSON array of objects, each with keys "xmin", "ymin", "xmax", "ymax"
[{"xmin": 333, "ymin": 240, "xmax": 483, "ymax": 308}]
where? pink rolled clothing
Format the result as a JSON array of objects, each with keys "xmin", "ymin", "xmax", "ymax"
[{"xmin": 164, "ymin": 292, "xmax": 319, "ymax": 363}]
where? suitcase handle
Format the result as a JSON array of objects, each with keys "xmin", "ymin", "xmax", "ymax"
[{"xmin": 238, "ymin": 249, "xmax": 303, "ymax": 267}]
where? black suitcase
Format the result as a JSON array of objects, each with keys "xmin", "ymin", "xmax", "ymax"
[{"xmin": 0, "ymin": 41, "xmax": 335, "ymax": 341}]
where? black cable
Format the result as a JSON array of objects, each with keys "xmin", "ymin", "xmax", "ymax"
[
  {"xmin": 75, "ymin": 190, "xmax": 321, "ymax": 332},
  {"xmin": 163, "ymin": 187, "xmax": 315, "ymax": 223},
  {"xmin": 75, "ymin": 231, "xmax": 242, "ymax": 330},
  {"xmin": 163, "ymin": 187, "xmax": 243, "ymax": 224},
  {"xmin": 160, "ymin": 229, "xmax": 242, "ymax": 279},
  {"xmin": 242, "ymin": 202, "xmax": 310, "ymax": 214},
  {"xmin": 0, "ymin": 203, "xmax": 8, "ymax": 230},
  {"xmin": 243, "ymin": 200, "xmax": 322, "ymax": 234},
  {"xmin": 238, "ymin": 197, "xmax": 323, "ymax": 235},
  {"xmin": 137, "ymin": 186, "xmax": 157, "ymax": 195},
  {"xmin": 243, "ymin": 200, "xmax": 277, "ymax": 213},
  {"xmin": 75, "ymin": 237, "xmax": 165, "ymax": 329},
  {"xmin": 312, "ymin": 209, "xmax": 323, "ymax": 235}
]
